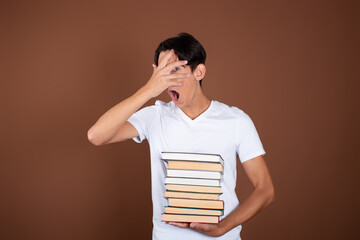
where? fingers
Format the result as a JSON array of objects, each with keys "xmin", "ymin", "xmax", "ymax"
[
  {"xmin": 154, "ymin": 59, "xmax": 188, "ymax": 75},
  {"xmin": 166, "ymin": 78, "xmax": 186, "ymax": 87},
  {"xmin": 168, "ymin": 222, "xmax": 190, "ymax": 228},
  {"xmin": 152, "ymin": 59, "xmax": 187, "ymax": 79},
  {"xmin": 168, "ymin": 80, "xmax": 184, "ymax": 87},
  {"xmin": 156, "ymin": 49, "xmax": 188, "ymax": 72},
  {"xmin": 190, "ymin": 223, "xmax": 211, "ymax": 231},
  {"xmin": 152, "ymin": 64, "xmax": 157, "ymax": 73},
  {"xmin": 165, "ymin": 72, "xmax": 190, "ymax": 80},
  {"xmin": 158, "ymin": 49, "xmax": 176, "ymax": 69},
  {"xmin": 162, "ymin": 60, "xmax": 188, "ymax": 73}
]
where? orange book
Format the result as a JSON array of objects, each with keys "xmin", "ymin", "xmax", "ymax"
[
  {"xmin": 168, "ymin": 198, "xmax": 224, "ymax": 210},
  {"xmin": 166, "ymin": 184, "xmax": 222, "ymax": 194},
  {"xmin": 164, "ymin": 206, "xmax": 223, "ymax": 216},
  {"xmin": 167, "ymin": 161, "xmax": 223, "ymax": 172},
  {"xmin": 162, "ymin": 213, "xmax": 219, "ymax": 224},
  {"xmin": 164, "ymin": 191, "xmax": 220, "ymax": 200}
]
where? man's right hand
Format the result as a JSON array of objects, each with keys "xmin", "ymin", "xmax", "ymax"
[
  {"xmin": 87, "ymin": 49, "xmax": 188, "ymax": 146},
  {"xmin": 143, "ymin": 49, "xmax": 189, "ymax": 98}
]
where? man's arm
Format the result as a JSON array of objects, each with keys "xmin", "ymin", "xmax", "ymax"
[
  {"xmin": 217, "ymin": 155, "xmax": 275, "ymax": 233},
  {"xmin": 87, "ymin": 50, "xmax": 188, "ymax": 146},
  {"xmin": 87, "ymin": 89, "xmax": 151, "ymax": 146},
  {"xmin": 168, "ymin": 155, "xmax": 275, "ymax": 237}
]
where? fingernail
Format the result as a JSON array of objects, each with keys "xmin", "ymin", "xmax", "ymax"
[
  {"xmin": 186, "ymin": 74, "xmax": 190, "ymax": 77},
  {"xmin": 184, "ymin": 60, "xmax": 188, "ymax": 63}
]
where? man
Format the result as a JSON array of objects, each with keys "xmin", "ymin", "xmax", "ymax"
[{"xmin": 87, "ymin": 32, "xmax": 275, "ymax": 239}]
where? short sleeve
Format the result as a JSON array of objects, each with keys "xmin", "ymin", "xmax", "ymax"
[
  {"xmin": 236, "ymin": 113, "xmax": 266, "ymax": 163},
  {"xmin": 127, "ymin": 105, "xmax": 158, "ymax": 143}
]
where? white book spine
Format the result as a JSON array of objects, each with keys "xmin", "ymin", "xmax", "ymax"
[
  {"xmin": 167, "ymin": 169, "xmax": 222, "ymax": 180},
  {"xmin": 161, "ymin": 152, "xmax": 224, "ymax": 164},
  {"xmin": 165, "ymin": 177, "xmax": 220, "ymax": 187}
]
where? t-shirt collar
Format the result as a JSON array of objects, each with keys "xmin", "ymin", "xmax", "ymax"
[{"xmin": 172, "ymin": 100, "xmax": 214, "ymax": 124}]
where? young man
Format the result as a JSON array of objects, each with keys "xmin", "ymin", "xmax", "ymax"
[{"xmin": 87, "ymin": 33, "xmax": 275, "ymax": 239}]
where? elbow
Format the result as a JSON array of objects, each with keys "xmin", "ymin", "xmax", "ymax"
[
  {"xmin": 267, "ymin": 184, "xmax": 275, "ymax": 205},
  {"xmin": 259, "ymin": 183, "xmax": 275, "ymax": 207},
  {"xmin": 87, "ymin": 128, "xmax": 104, "ymax": 146}
]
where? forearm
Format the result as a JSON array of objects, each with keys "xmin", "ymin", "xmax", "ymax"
[
  {"xmin": 219, "ymin": 186, "xmax": 275, "ymax": 234},
  {"xmin": 87, "ymin": 86, "xmax": 152, "ymax": 145}
]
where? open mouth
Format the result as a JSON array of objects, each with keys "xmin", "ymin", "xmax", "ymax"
[{"xmin": 169, "ymin": 90, "xmax": 180, "ymax": 103}]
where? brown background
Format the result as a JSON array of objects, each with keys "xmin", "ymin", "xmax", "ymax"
[{"xmin": 1, "ymin": 0, "xmax": 359, "ymax": 239}]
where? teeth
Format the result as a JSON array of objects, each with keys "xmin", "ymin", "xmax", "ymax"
[{"xmin": 172, "ymin": 91, "xmax": 179, "ymax": 100}]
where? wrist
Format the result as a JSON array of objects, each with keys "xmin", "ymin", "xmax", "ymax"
[
  {"xmin": 136, "ymin": 85, "xmax": 155, "ymax": 100},
  {"xmin": 217, "ymin": 219, "xmax": 231, "ymax": 236}
]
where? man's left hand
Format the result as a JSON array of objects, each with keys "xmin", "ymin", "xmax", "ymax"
[{"xmin": 166, "ymin": 221, "xmax": 225, "ymax": 237}]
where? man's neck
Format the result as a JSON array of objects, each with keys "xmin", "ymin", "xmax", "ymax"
[{"xmin": 179, "ymin": 93, "xmax": 211, "ymax": 120}]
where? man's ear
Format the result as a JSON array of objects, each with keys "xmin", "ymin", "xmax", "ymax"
[{"xmin": 193, "ymin": 64, "xmax": 206, "ymax": 82}]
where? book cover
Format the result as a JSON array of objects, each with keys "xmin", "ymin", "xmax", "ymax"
[
  {"xmin": 165, "ymin": 184, "xmax": 223, "ymax": 194},
  {"xmin": 167, "ymin": 161, "xmax": 223, "ymax": 172},
  {"xmin": 168, "ymin": 198, "xmax": 224, "ymax": 210},
  {"xmin": 162, "ymin": 213, "xmax": 219, "ymax": 224},
  {"xmin": 162, "ymin": 152, "xmax": 224, "ymax": 165},
  {"xmin": 164, "ymin": 190, "xmax": 220, "ymax": 200},
  {"xmin": 164, "ymin": 206, "xmax": 224, "ymax": 216}
]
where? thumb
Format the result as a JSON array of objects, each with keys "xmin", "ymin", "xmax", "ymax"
[{"xmin": 152, "ymin": 64, "xmax": 158, "ymax": 73}]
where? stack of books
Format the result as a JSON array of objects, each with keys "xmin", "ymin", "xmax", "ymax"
[{"xmin": 161, "ymin": 152, "xmax": 224, "ymax": 224}]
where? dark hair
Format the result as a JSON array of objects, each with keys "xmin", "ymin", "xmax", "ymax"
[{"xmin": 154, "ymin": 32, "xmax": 206, "ymax": 86}]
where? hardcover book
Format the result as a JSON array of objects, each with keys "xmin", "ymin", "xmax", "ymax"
[
  {"xmin": 162, "ymin": 213, "xmax": 219, "ymax": 224},
  {"xmin": 161, "ymin": 152, "xmax": 225, "ymax": 224},
  {"xmin": 165, "ymin": 184, "xmax": 223, "ymax": 194},
  {"xmin": 167, "ymin": 169, "xmax": 222, "ymax": 180},
  {"xmin": 168, "ymin": 198, "xmax": 224, "ymax": 210},
  {"xmin": 167, "ymin": 161, "xmax": 223, "ymax": 172},
  {"xmin": 164, "ymin": 190, "xmax": 220, "ymax": 200},
  {"xmin": 162, "ymin": 152, "xmax": 224, "ymax": 165},
  {"xmin": 164, "ymin": 206, "xmax": 223, "ymax": 216},
  {"xmin": 165, "ymin": 177, "xmax": 220, "ymax": 187}
]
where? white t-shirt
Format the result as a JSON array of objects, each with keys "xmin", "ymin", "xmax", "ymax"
[{"xmin": 127, "ymin": 100, "xmax": 266, "ymax": 240}]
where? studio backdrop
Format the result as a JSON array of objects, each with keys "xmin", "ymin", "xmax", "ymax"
[{"xmin": 1, "ymin": 0, "xmax": 359, "ymax": 239}]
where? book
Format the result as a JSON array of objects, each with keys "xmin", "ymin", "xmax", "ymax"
[
  {"xmin": 164, "ymin": 190, "xmax": 220, "ymax": 200},
  {"xmin": 162, "ymin": 213, "xmax": 219, "ymax": 224},
  {"xmin": 164, "ymin": 206, "xmax": 223, "ymax": 216},
  {"xmin": 161, "ymin": 152, "xmax": 225, "ymax": 224},
  {"xmin": 162, "ymin": 152, "xmax": 224, "ymax": 165},
  {"xmin": 165, "ymin": 184, "xmax": 223, "ymax": 194},
  {"xmin": 167, "ymin": 161, "xmax": 223, "ymax": 172},
  {"xmin": 167, "ymin": 169, "xmax": 222, "ymax": 180},
  {"xmin": 168, "ymin": 198, "xmax": 224, "ymax": 210},
  {"xmin": 165, "ymin": 177, "xmax": 220, "ymax": 187}
]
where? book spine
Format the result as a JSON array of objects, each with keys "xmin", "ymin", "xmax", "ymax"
[
  {"xmin": 165, "ymin": 206, "xmax": 224, "ymax": 216},
  {"xmin": 166, "ymin": 169, "xmax": 222, "ymax": 180},
  {"xmin": 165, "ymin": 177, "xmax": 220, "ymax": 187},
  {"xmin": 161, "ymin": 213, "xmax": 220, "ymax": 224},
  {"xmin": 168, "ymin": 198, "xmax": 224, "ymax": 210}
]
